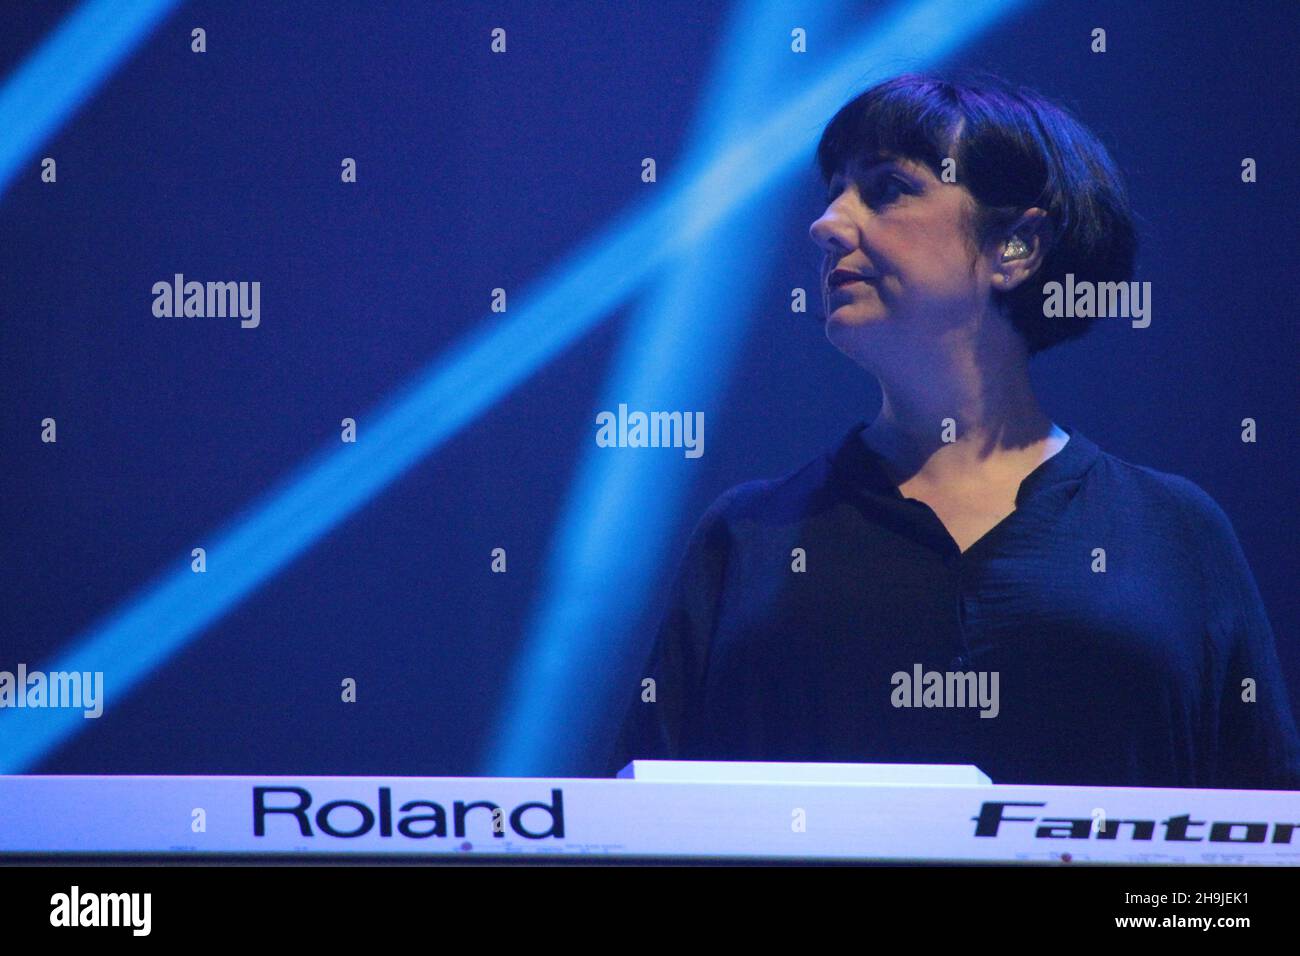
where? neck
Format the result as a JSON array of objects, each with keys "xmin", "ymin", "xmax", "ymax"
[{"xmin": 860, "ymin": 323, "xmax": 1063, "ymax": 486}]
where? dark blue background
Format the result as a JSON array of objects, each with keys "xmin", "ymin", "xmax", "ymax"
[{"xmin": 2, "ymin": 0, "xmax": 1296, "ymax": 776}]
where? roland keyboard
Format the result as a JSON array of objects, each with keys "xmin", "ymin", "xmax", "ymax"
[{"xmin": 2, "ymin": 763, "xmax": 1297, "ymax": 864}]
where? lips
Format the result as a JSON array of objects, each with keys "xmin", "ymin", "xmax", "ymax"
[{"xmin": 827, "ymin": 269, "xmax": 876, "ymax": 289}]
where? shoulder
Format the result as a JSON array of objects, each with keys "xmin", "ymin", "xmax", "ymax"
[
  {"xmin": 1090, "ymin": 447, "xmax": 1241, "ymax": 549},
  {"xmin": 694, "ymin": 448, "xmax": 838, "ymax": 535}
]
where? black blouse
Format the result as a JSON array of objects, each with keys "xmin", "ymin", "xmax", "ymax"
[{"xmin": 611, "ymin": 422, "xmax": 1300, "ymax": 790}]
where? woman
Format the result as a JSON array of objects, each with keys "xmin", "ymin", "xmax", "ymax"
[{"xmin": 610, "ymin": 73, "xmax": 1300, "ymax": 790}]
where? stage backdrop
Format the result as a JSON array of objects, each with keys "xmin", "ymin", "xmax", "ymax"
[{"xmin": 1, "ymin": 0, "xmax": 1296, "ymax": 777}]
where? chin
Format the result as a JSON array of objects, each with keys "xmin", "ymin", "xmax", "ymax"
[
  {"xmin": 825, "ymin": 309, "xmax": 894, "ymax": 360},
  {"xmin": 825, "ymin": 306, "xmax": 888, "ymax": 330}
]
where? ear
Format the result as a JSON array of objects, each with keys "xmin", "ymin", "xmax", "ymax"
[{"xmin": 988, "ymin": 208, "xmax": 1052, "ymax": 294}]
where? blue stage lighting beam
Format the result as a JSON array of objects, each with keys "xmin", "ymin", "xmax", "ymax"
[
  {"xmin": 0, "ymin": 0, "xmax": 182, "ymax": 202},
  {"xmin": 484, "ymin": 0, "xmax": 836, "ymax": 775},
  {"xmin": 487, "ymin": 0, "xmax": 1033, "ymax": 775},
  {"xmin": 0, "ymin": 0, "xmax": 1029, "ymax": 772}
]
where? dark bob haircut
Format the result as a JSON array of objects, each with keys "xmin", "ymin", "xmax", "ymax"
[{"xmin": 814, "ymin": 73, "xmax": 1137, "ymax": 355}]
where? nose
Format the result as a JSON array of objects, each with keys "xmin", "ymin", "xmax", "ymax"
[{"xmin": 808, "ymin": 198, "xmax": 857, "ymax": 261}]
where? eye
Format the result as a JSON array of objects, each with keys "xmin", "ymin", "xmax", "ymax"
[
  {"xmin": 824, "ymin": 171, "xmax": 914, "ymax": 207},
  {"xmin": 865, "ymin": 173, "xmax": 913, "ymax": 206}
]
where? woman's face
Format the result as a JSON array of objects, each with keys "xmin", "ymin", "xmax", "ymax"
[{"xmin": 808, "ymin": 153, "xmax": 998, "ymax": 364}]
